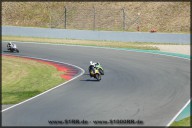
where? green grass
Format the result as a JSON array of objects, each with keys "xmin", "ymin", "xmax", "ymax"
[
  {"xmin": 171, "ymin": 116, "xmax": 191, "ymax": 127},
  {"xmin": 2, "ymin": 56, "xmax": 65, "ymax": 104},
  {"xmin": 2, "ymin": 35, "xmax": 163, "ymax": 50}
]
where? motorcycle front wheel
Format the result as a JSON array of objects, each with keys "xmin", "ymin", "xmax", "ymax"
[
  {"xmin": 95, "ymin": 73, "xmax": 101, "ymax": 81},
  {"xmin": 99, "ymin": 69, "xmax": 104, "ymax": 75}
]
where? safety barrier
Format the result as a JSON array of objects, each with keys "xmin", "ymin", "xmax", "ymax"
[{"xmin": 2, "ymin": 26, "xmax": 190, "ymax": 44}]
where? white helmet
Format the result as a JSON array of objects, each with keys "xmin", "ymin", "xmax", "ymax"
[{"xmin": 90, "ymin": 61, "xmax": 93, "ymax": 65}]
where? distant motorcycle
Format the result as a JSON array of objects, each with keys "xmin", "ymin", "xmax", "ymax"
[
  {"xmin": 89, "ymin": 61, "xmax": 104, "ymax": 81},
  {"xmin": 89, "ymin": 65, "xmax": 101, "ymax": 81},
  {"xmin": 7, "ymin": 43, "xmax": 19, "ymax": 53},
  {"xmin": 89, "ymin": 62, "xmax": 104, "ymax": 75}
]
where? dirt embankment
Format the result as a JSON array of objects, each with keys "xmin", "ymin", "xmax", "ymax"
[{"xmin": 2, "ymin": 2, "xmax": 190, "ymax": 33}]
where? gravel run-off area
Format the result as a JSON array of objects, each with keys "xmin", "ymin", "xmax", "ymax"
[{"xmin": 150, "ymin": 45, "xmax": 190, "ymax": 55}]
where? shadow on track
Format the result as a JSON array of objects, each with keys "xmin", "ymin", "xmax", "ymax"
[
  {"xmin": 80, "ymin": 79, "xmax": 100, "ymax": 82},
  {"xmin": 3, "ymin": 51, "xmax": 11, "ymax": 53},
  {"xmin": 80, "ymin": 73, "xmax": 100, "ymax": 82},
  {"xmin": 3, "ymin": 51, "xmax": 19, "ymax": 53}
]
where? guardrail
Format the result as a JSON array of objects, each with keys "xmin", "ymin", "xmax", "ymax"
[{"xmin": 2, "ymin": 26, "xmax": 190, "ymax": 44}]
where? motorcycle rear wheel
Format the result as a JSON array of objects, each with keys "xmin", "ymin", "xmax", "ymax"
[{"xmin": 16, "ymin": 49, "xmax": 19, "ymax": 53}]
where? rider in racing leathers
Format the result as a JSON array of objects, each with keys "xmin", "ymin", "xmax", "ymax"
[
  {"xmin": 7, "ymin": 42, "xmax": 13, "ymax": 50},
  {"xmin": 90, "ymin": 61, "xmax": 97, "ymax": 67},
  {"xmin": 7, "ymin": 42, "xmax": 17, "ymax": 51},
  {"xmin": 89, "ymin": 61, "xmax": 100, "ymax": 75}
]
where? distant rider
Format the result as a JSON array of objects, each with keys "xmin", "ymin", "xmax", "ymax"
[
  {"xmin": 90, "ymin": 61, "xmax": 100, "ymax": 68},
  {"xmin": 7, "ymin": 42, "xmax": 13, "ymax": 50},
  {"xmin": 90, "ymin": 61, "xmax": 97, "ymax": 68},
  {"xmin": 89, "ymin": 61, "xmax": 100, "ymax": 75}
]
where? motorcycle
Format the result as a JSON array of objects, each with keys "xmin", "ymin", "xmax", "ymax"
[
  {"xmin": 89, "ymin": 63, "xmax": 104, "ymax": 75},
  {"xmin": 89, "ymin": 66, "xmax": 101, "ymax": 81},
  {"xmin": 8, "ymin": 44, "xmax": 19, "ymax": 53}
]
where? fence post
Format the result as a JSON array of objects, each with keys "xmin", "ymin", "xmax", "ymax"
[
  {"xmin": 64, "ymin": 6, "xmax": 67, "ymax": 29},
  {"xmin": 122, "ymin": 8, "xmax": 125, "ymax": 31},
  {"xmin": 93, "ymin": 6, "xmax": 95, "ymax": 30},
  {"xmin": 49, "ymin": 6, "xmax": 53, "ymax": 28},
  {"xmin": 137, "ymin": 12, "xmax": 140, "ymax": 31},
  {"xmin": 49, "ymin": 12, "xmax": 52, "ymax": 28}
]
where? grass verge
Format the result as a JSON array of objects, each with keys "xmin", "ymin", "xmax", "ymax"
[
  {"xmin": 2, "ymin": 56, "xmax": 65, "ymax": 104},
  {"xmin": 170, "ymin": 116, "xmax": 191, "ymax": 127},
  {"xmin": 2, "ymin": 35, "xmax": 162, "ymax": 50}
]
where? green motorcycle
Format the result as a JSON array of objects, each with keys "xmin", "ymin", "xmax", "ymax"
[
  {"xmin": 89, "ymin": 63, "xmax": 104, "ymax": 75},
  {"xmin": 95, "ymin": 63, "xmax": 104, "ymax": 75},
  {"xmin": 89, "ymin": 67, "xmax": 101, "ymax": 81},
  {"xmin": 89, "ymin": 62, "xmax": 104, "ymax": 81}
]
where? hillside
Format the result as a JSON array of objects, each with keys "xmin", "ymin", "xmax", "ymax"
[{"xmin": 2, "ymin": 2, "xmax": 190, "ymax": 33}]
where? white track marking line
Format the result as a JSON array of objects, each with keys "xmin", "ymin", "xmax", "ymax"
[
  {"xmin": 2, "ymin": 54, "xmax": 85, "ymax": 112},
  {"xmin": 2, "ymin": 41, "xmax": 190, "ymax": 126},
  {"xmin": 166, "ymin": 99, "xmax": 191, "ymax": 126}
]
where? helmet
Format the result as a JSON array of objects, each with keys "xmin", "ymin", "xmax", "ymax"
[{"xmin": 90, "ymin": 61, "xmax": 93, "ymax": 65}]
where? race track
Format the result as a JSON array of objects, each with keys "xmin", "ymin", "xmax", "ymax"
[{"xmin": 2, "ymin": 42, "xmax": 190, "ymax": 126}]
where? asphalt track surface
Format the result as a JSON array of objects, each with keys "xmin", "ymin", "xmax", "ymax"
[{"xmin": 2, "ymin": 42, "xmax": 190, "ymax": 126}]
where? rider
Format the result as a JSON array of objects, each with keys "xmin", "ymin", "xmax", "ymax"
[
  {"xmin": 90, "ymin": 61, "xmax": 100, "ymax": 68},
  {"xmin": 89, "ymin": 61, "xmax": 100, "ymax": 75},
  {"xmin": 7, "ymin": 42, "xmax": 13, "ymax": 49},
  {"xmin": 90, "ymin": 61, "xmax": 97, "ymax": 67}
]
